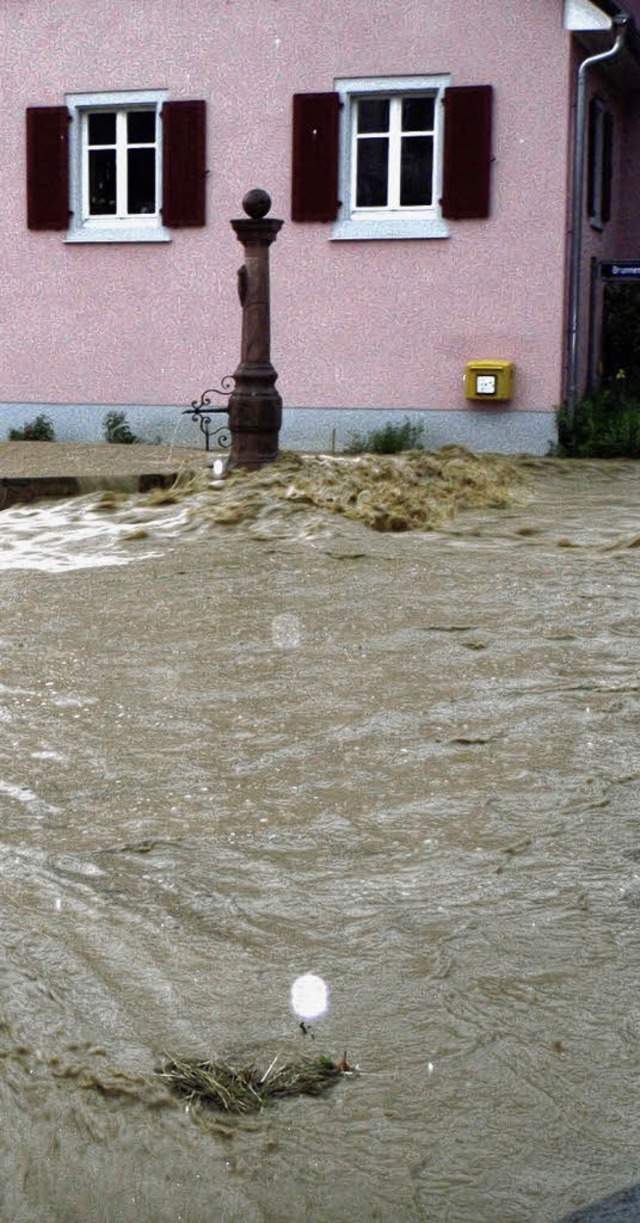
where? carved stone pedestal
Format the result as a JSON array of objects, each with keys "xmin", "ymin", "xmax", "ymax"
[{"xmin": 227, "ymin": 189, "xmax": 283, "ymax": 470}]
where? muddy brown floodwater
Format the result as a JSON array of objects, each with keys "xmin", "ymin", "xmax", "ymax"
[{"xmin": 1, "ymin": 457, "xmax": 639, "ymax": 1223}]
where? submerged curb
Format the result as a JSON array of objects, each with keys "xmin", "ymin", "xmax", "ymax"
[
  {"xmin": 0, "ymin": 442, "xmax": 212, "ymax": 510},
  {"xmin": 0, "ymin": 472, "xmax": 180, "ymax": 511}
]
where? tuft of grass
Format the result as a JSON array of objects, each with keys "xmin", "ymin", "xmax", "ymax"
[
  {"xmin": 104, "ymin": 410, "xmax": 140, "ymax": 445},
  {"xmin": 8, "ymin": 413, "xmax": 55, "ymax": 441},
  {"xmin": 344, "ymin": 417, "xmax": 425, "ymax": 455},
  {"xmin": 157, "ymin": 1052, "xmax": 350, "ymax": 1114}
]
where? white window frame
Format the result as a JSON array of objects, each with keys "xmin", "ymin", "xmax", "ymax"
[
  {"xmin": 332, "ymin": 74, "xmax": 451, "ymax": 241},
  {"xmin": 65, "ymin": 89, "xmax": 170, "ymax": 243}
]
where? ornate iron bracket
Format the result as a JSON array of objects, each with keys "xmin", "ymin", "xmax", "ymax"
[{"xmin": 183, "ymin": 376, "xmax": 233, "ymax": 451}]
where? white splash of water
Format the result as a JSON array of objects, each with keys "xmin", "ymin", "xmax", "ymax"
[
  {"xmin": 0, "ymin": 778, "xmax": 61, "ymax": 815},
  {"xmin": 0, "ymin": 496, "xmax": 160, "ymax": 573},
  {"xmin": 272, "ymin": 613, "xmax": 303, "ymax": 649},
  {"xmin": 290, "ymin": 973, "xmax": 329, "ymax": 1022}
]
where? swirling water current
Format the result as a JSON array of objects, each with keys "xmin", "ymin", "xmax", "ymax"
[{"xmin": 0, "ymin": 458, "xmax": 639, "ymax": 1222}]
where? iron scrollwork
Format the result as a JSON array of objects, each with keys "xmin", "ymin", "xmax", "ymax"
[{"xmin": 183, "ymin": 376, "xmax": 233, "ymax": 451}]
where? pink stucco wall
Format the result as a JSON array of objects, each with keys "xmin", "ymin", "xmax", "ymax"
[{"xmin": 0, "ymin": 0, "xmax": 573, "ymax": 415}]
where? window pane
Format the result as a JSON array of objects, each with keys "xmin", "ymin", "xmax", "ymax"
[
  {"xmin": 89, "ymin": 149, "xmax": 116, "ymax": 213},
  {"xmin": 127, "ymin": 110, "xmax": 156, "ymax": 144},
  {"xmin": 128, "ymin": 147, "xmax": 156, "ymax": 214},
  {"xmin": 88, "ymin": 112, "xmax": 116, "ymax": 146},
  {"xmin": 402, "ymin": 97, "xmax": 434, "ymax": 132},
  {"xmin": 357, "ymin": 99, "xmax": 390, "ymax": 134},
  {"xmin": 356, "ymin": 137, "xmax": 389, "ymax": 207},
  {"xmin": 400, "ymin": 136, "xmax": 433, "ymax": 206}
]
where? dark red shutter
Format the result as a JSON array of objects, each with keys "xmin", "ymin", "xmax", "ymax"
[
  {"xmin": 441, "ymin": 85, "xmax": 493, "ymax": 220},
  {"xmin": 162, "ymin": 100, "xmax": 207, "ymax": 227},
  {"xmin": 26, "ymin": 106, "xmax": 69, "ymax": 230},
  {"xmin": 291, "ymin": 93, "xmax": 340, "ymax": 221}
]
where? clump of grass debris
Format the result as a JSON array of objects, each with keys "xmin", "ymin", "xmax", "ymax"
[
  {"xmin": 157, "ymin": 1052, "xmax": 351, "ymax": 1114},
  {"xmin": 147, "ymin": 447, "xmax": 528, "ymax": 534},
  {"xmin": 91, "ymin": 489, "xmax": 128, "ymax": 512},
  {"xmin": 143, "ymin": 468, "xmax": 204, "ymax": 506}
]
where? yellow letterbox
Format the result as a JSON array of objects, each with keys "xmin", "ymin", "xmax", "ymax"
[{"xmin": 464, "ymin": 360, "xmax": 513, "ymax": 402}]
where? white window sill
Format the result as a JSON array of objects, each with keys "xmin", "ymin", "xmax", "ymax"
[
  {"xmin": 65, "ymin": 224, "xmax": 171, "ymax": 244},
  {"xmin": 331, "ymin": 215, "xmax": 450, "ymax": 241}
]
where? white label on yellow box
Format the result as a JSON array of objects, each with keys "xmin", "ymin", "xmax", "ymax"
[{"xmin": 476, "ymin": 375, "xmax": 497, "ymax": 395}]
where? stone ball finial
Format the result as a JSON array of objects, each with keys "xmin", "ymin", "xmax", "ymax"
[{"xmin": 242, "ymin": 188, "xmax": 272, "ymax": 219}]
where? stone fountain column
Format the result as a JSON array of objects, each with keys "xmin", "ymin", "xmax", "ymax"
[{"xmin": 227, "ymin": 189, "xmax": 283, "ymax": 470}]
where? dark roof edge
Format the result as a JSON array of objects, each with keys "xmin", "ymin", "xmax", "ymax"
[{"xmin": 594, "ymin": 0, "xmax": 626, "ymax": 15}]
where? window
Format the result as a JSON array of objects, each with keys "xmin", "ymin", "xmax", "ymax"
[
  {"xmin": 587, "ymin": 96, "xmax": 613, "ymax": 231},
  {"xmin": 67, "ymin": 90, "xmax": 167, "ymax": 242},
  {"xmin": 26, "ymin": 93, "xmax": 207, "ymax": 239},
  {"xmin": 291, "ymin": 81, "xmax": 493, "ymax": 239},
  {"xmin": 337, "ymin": 75, "xmax": 450, "ymax": 239},
  {"xmin": 354, "ymin": 94, "xmax": 437, "ymax": 209}
]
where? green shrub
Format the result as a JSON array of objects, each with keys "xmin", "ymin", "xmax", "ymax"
[
  {"xmin": 103, "ymin": 410, "xmax": 139, "ymax": 444},
  {"xmin": 602, "ymin": 284, "xmax": 640, "ymax": 390},
  {"xmin": 8, "ymin": 413, "xmax": 55, "ymax": 441},
  {"xmin": 556, "ymin": 379, "xmax": 640, "ymax": 458},
  {"xmin": 344, "ymin": 417, "xmax": 425, "ymax": 455}
]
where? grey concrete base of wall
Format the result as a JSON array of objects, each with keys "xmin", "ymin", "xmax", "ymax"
[
  {"xmin": 282, "ymin": 407, "xmax": 556, "ymax": 456},
  {"xmin": 0, "ymin": 403, "xmax": 557, "ymax": 457}
]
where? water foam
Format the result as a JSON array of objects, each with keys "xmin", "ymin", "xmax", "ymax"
[{"xmin": 0, "ymin": 495, "xmax": 160, "ymax": 572}]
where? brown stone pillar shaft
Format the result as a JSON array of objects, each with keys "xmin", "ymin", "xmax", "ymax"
[{"xmin": 227, "ymin": 190, "xmax": 283, "ymax": 470}]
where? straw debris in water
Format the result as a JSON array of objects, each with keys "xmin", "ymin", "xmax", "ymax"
[
  {"xmin": 157, "ymin": 1052, "xmax": 351, "ymax": 1114},
  {"xmin": 146, "ymin": 447, "xmax": 528, "ymax": 534}
]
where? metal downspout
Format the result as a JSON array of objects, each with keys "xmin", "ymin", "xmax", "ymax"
[{"xmin": 566, "ymin": 13, "xmax": 628, "ymax": 419}]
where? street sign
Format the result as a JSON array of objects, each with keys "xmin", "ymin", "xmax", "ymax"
[{"xmin": 599, "ymin": 260, "xmax": 640, "ymax": 280}]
